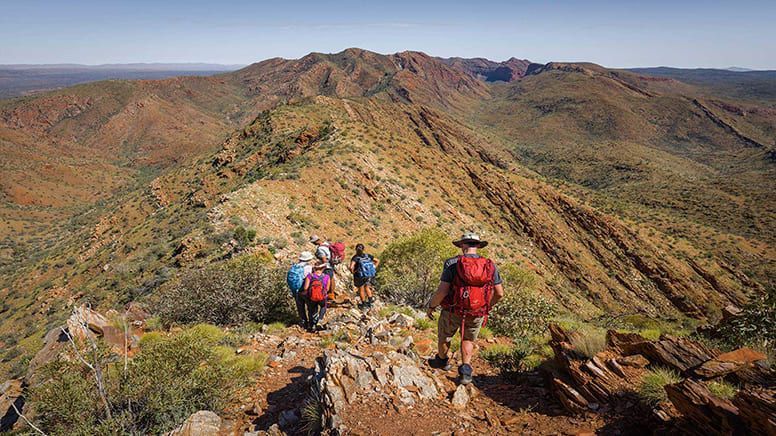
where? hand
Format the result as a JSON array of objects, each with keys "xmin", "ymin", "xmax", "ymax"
[{"xmin": 426, "ymin": 306, "xmax": 436, "ymax": 320}]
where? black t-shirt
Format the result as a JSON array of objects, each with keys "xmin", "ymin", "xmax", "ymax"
[{"xmin": 440, "ymin": 254, "xmax": 502, "ymax": 284}]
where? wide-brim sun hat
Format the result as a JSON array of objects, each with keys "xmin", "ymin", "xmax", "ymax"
[
  {"xmin": 453, "ymin": 232, "xmax": 488, "ymax": 248},
  {"xmin": 309, "ymin": 235, "xmax": 321, "ymax": 243},
  {"xmin": 299, "ymin": 251, "xmax": 315, "ymax": 262},
  {"xmin": 313, "ymin": 262, "xmax": 327, "ymax": 270}
]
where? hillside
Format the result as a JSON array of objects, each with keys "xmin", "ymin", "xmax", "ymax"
[{"xmin": 0, "ymin": 48, "xmax": 773, "ymax": 390}]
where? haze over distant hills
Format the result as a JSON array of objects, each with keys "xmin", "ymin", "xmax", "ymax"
[{"xmin": 0, "ymin": 63, "xmax": 244, "ymax": 98}]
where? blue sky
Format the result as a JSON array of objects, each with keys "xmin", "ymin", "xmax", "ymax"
[{"xmin": 1, "ymin": 0, "xmax": 775, "ymax": 68}]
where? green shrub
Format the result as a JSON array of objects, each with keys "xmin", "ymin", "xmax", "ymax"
[
  {"xmin": 157, "ymin": 255, "xmax": 294, "ymax": 326},
  {"xmin": 489, "ymin": 266, "xmax": 557, "ymax": 339},
  {"xmin": 31, "ymin": 325, "xmax": 266, "ymax": 435},
  {"xmin": 481, "ymin": 341, "xmax": 532, "ymax": 374},
  {"xmin": 414, "ymin": 317, "xmax": 434, "ymax": 331},
  {"xmin": 233, "ymin": 226, "xmax": 256, "ymax": 249},
  {"xmin": 639, "ymin": 367, "xmax": 681, "ymax": 406},
  {"xmin": 376, "ymin": 229, "xmax": 456, "ymax": 307},
  {"xmin": 716, "ymin": 291, "xmax": 775, "ymax": 351}
]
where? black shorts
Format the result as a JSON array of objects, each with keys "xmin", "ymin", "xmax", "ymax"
[{"xmin": 354, "ymin": 276, "xmax": 373, "ymax": 287}]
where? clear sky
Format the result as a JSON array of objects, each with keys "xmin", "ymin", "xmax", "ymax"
[{"xmin": 2, "ymin": 0, "xmax": 775, "ymax": 69}]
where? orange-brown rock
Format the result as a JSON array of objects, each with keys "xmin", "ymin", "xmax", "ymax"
[
  {"xmin": 694, "ymin": 348, "xmax": 767, "ymax": 379},
  {"xmin": 664, "ymin": 379, "xmax": 742, "ymax": 435}
]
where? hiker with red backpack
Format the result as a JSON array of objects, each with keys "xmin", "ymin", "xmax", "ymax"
[
  {"xmin": 301, "ymin": 261, "xmax": 331, "ymax": 332},
  {"xmin": 426, "ymin": 233, "xmax": 504, "ymax": 385}
]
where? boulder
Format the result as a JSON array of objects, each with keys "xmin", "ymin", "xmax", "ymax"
[
  {"xmin": 451, "ymin": 385, "xmax": 469, "ymax": 409},
  {"xmin": 388, "ymin": 313, "xmax": 415, "ymax": 328},
  {"xmin": 67, "ymin": 305, "xmax": 111, "ymax": 339},
  {"xmin": 616, "ymin": 354, "xmax": 650, "ymax": 368},
  {"xmin": 168, "ymin": 410, "xmax": 222, "ymax": 436},
  {"xmin": 694, "ymin": 347, "xmax": 767, "ymax": 379},
  {"xmin": 0, "ymin": 379, "xmax": 23, "ymax": 432}
]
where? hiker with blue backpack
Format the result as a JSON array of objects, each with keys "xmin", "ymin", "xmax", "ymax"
[
  {"xmin": 286, "ymin": 251, "xmax": 315, "ymax": 327},
  {"xmin": 349, "ymin": 243, "xmax": 379, "ymax": 309}
]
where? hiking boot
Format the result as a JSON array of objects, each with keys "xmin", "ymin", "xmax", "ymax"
[
  {"xmin": 428, "ymin": 355, "xmax": 452, "ymax": 371},
  {"xmin": 458, "ymin": 364, "xmax": 473, "ymax": 385}
]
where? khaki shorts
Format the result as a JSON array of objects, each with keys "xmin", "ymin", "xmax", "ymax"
[{"xmin": 438, "ymin": 309, "xmax": 484, "ymax": 342}]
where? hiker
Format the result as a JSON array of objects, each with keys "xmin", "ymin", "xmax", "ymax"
[
  {"xmin": 349, "ymin": 243, "xmax": 379, "ymax": 309},
  {"xmin": 426, "ymin": 232, "xmax": 504, "ymax": 385},
  {"xmin": 286, "ymin": 251, "xmax": 315, "ymax": 327},
  {"xmin": 310, "ymin": 235, "xmax": 337, "ymax": 300},
  {"xmin": 301, "ymin": 262, "xmax": 331, "ymax": 332}
]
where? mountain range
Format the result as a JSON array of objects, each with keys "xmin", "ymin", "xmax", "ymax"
[{"xmin": 0, "ymin": 48, "xmax": 773, "ymax": 378}]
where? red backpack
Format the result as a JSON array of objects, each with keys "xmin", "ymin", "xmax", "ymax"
[
  {"xmin": 330, "ymin": 242, "xmax": 346, "ymax": 265},
  {"xmin": 308, "ymin": 275, "xmax": 326, "ymax": 302},
  {"xmin": 451, "ymin": 256, "xmax": 495, "ymax": 318}
]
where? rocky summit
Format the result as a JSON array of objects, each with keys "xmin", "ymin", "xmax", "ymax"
[{"xmin": 0, "ymin": 48, "xmax": 773, "ymax": 435}]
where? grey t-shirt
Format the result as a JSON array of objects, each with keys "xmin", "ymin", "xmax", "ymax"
[{"xmin": 440, "ymin": 254, "xmax": 502, "ymax": 285}]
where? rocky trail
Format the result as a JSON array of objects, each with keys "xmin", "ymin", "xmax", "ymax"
[{"xmin": 213, "ymin": 301, "xmax": 651, "ymax": 436}]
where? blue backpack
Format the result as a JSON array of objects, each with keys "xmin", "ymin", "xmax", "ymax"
[
  {"xmin": 286, "ymin": 263, "xmax": 306, "ymax": 293},
  {"xmin": 356, "ymin": 256, "xmax": 377, "ymax": 278}
]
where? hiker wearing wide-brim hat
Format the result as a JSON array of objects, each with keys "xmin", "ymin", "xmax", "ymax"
[
  {"xmin": 426, "ymin": 232, "xmax": 504, "ymax": 385},
  {"xmin": 301, "ymin": 261, "xmax": 331, "ymax": 332},
  {"xmin": 452, "ymin": 232, "xmax": 489, "ymax": 248},
  {"xmin": 287, "ymin": 252, "xmax": 316, "ymax": 329}
]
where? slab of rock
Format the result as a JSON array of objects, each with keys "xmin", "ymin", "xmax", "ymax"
[
  {"xmin": 451, "ymin": 385, "xmax": 469, "ymax": 409},
  {"xmin": 168, "ymin": 410, "xmax": 222, "ymax": 436},
  {"xmin": 67, "ymin": 305, "xmax": 110, "ymax": 339},
  {"xmin": 0, "ymin": 379, "xmax": 23, "ymax": 432},
  {"xmin": 623, "ymin": 335, "xmax": 717, "ymax": 374},
  {"xmin": 26, "ymin": 326, "xmax": 68, "ymax": 385},
  {"xmin": 733, "ymin": 388, "xmax": 776, "ymax": 436},
  {"xmin": 694, "ymin": 347, "xmax": 767, "ymax": 379},
  {"xmin": 664, "ymin": 379, "xmax": 742, "ymax": 435},
  {"xmin": 606, "ymin": 330, "xmax": 647, "ymax": 350},
  {"xmin": 617, "ymin": 354, "xmax": 650, "ymax": 368},
  {"xmin": 388, "ymin": 313, "xmax": 415, "ymax": 328}
]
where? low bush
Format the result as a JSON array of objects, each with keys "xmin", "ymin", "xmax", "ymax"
[
  {"xmin": 481, "ymin": 340, "xmax": 533, "ymax": 374},
  {"xmin": 31, "ymin": 324, "xmax": 266, "ymax": 435},
  {"xmin": 489, "ymin": 266, "xmax": 557, "ymax": 339},
  {"xmin": 638, "ymin": 367, "xmax": 681, "ymax": 406},
  {"xmin": 376, "ymin": 229, "xmax": 456, "ymax": 307},
  {"xmin": 157, "ymin": 255, "xmax": 294, "ymax": 326},
  {"xmin": 716, "ymin": 291, "xmax": 775, "ymax": 352}
]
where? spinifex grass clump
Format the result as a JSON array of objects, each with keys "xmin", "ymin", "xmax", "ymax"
[{"xmin": 638, "ymin": 367, "xmax": 681, "ymax": 406}]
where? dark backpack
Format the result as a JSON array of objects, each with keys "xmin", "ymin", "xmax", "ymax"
[
  {"xmin": 355, "ymin": 255, "xmax": 376, "ymax": 278},
  {"xmin": 330, "ymin": 242, "xmax": 346, "ymax": 265},
  {"xmin": 307, "ymin": 275, "xmax": 326, "ymax": 302},
  {"xmin": 451, "ymin": 256, "xmax": 494, "ymax": 317}
]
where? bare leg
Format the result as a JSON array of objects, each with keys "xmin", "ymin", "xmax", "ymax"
[
  {"xmin": 461, "ymin": 340, "xmax": 475, "ymax": 365},
  {"xmin": 437, "ymin": 338, "xmax": 451, "ymax": 359}
]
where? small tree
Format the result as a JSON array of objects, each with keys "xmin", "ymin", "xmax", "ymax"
[
  {"xmin": 157, "ymin": 255, "xmax": 294, "ymax": 326},
  {"xmin": 376, "ymin": 228, "xmax": 457, "ymax": 307},
  {"xmin": 488, "ymin": 264, "xmax": 557, "ymax": 338}
]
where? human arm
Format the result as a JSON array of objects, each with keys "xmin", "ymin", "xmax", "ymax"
[
  {"xmin": 372, "ymin": 256, "xmax": 380, "ymax": 268},
  {"xmin": 425, "ymin": 281, "xmax": 451, "ymax": 320},
  {"xmin": 349, "ymin": 259, "xmax": 356, "ymax": 274},
  {"xmin": 302, "ymin": 277, "xmax": 310, "ymax": 292},
  {"xmin": 491, "ymin": 283, "xmax": 504, "ymax": 306}
]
